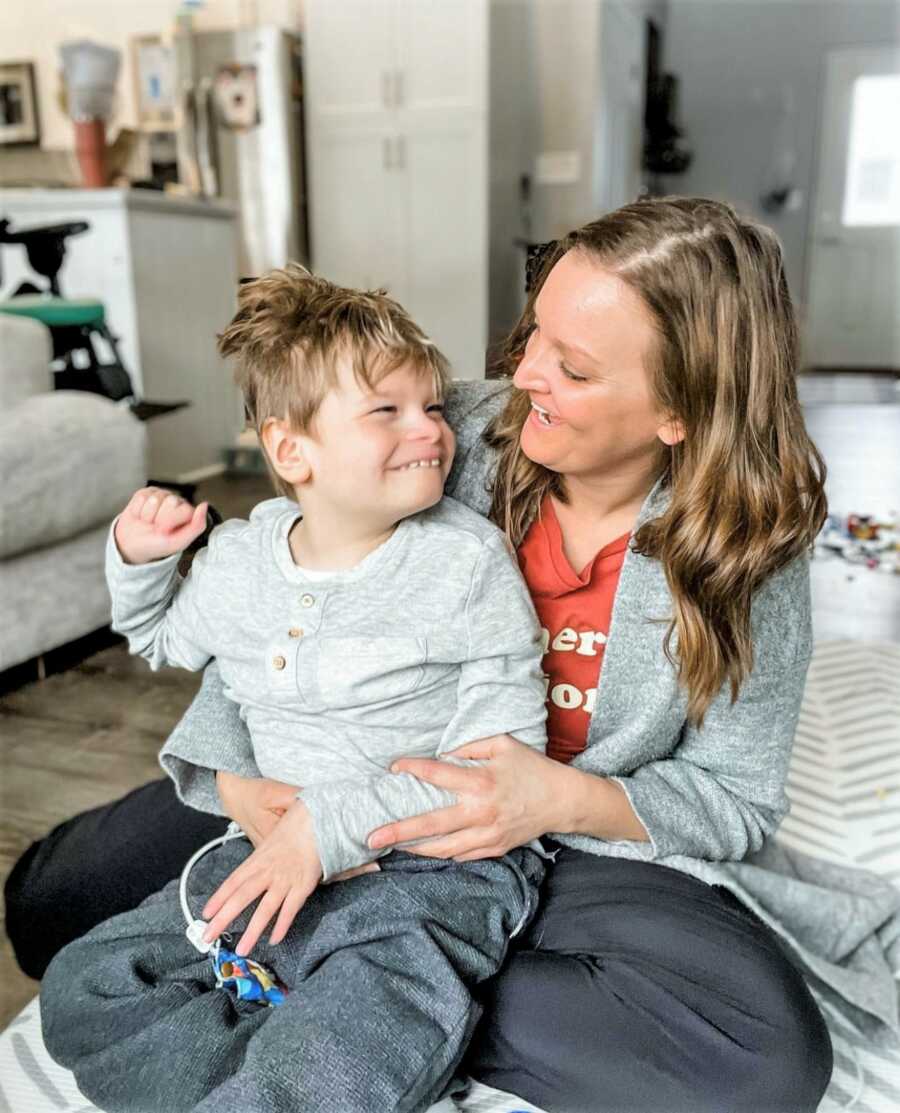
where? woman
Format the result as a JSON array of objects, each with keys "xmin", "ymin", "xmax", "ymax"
[{"xmin": 9, "ymin": 197, "xmax": 892, "ymax": 1112}]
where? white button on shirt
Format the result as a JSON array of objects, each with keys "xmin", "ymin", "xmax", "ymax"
[{"xmin": 301, "ymin": 594, "xmax": 315, "ymax": 608}]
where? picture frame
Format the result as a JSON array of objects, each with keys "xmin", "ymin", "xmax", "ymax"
[
  {"xmin": 0, "ymin": 61, "xmax": 40, "ymax": 146},
  {"xmin": 132, "ymin": 34, "xmax": 176, "ymax": 131}
]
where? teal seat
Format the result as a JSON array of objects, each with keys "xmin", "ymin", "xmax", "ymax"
[{"xmin": 0, "ymin": 295, "xmax": 106, "ymax": 330}]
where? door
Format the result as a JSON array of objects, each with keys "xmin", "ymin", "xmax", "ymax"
[
  {"xmin": 806, "ymin": 47, "xmax": 900, "ymax": 369},
  {"xmin": 310, "ymin": 127, "xmax": 407, "ymax": 299},
  {"xmin": 402, "ymin": 115, "xmax": 487, "ymax": 378}
]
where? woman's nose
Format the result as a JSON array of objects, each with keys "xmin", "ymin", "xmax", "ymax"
[{"xmin": 513, "ymin": 343, "xmax": 550, "ymax": 393}]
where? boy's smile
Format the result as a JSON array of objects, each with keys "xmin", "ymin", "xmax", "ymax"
[{"xmin": 282, "ymin": 358, "xmax": 456, "ymax": 568}]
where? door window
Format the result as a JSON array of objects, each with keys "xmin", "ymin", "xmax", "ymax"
[{"xmin": 842, "ymin": 74, "xmax": 900, "ymax": 227}]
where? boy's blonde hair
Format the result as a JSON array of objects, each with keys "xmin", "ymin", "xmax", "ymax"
[{"xmin": 218, "ymin": 264, "xmax": 450, "ymax": 498}]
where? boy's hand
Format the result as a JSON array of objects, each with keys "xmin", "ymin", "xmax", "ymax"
[
  {"xmin": 114, "ymin": 487, "xmax": 209, "ymax": 565},
  {"xmin": 202, "ymin": 799, "xmax": 323, "ymax": 956}
]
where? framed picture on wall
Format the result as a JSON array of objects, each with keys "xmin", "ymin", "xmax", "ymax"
[
  {"xmin": 132, "ymin": 35, "xmax": 176, "ymax": 131},
  {"xmin": 0, "ymin": 61, "xmax": 40, "ymax": 146}
]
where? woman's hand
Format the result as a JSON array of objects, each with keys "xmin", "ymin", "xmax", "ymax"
[
  {"xmin": 216, "ymin": 770, "xmax": 299, "ymax": 848},
  {"xmin": 202, "ymin": 799, "xmax": 322, "ymax": 955},
  {"xmin": 367, "ymin": 734, "xmax": 570, "ymax": 861}
]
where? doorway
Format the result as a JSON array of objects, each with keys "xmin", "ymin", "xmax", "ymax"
[{"xmin": 805, "ymin": 47, "xmax": 900, "ymax": 370}]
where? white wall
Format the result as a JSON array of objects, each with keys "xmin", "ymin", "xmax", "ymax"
[
  {"xmin": 486, "ymin": 0, "xmax": 668, "ymax": 345},
  {"xmin": 659, "ymin": 0, "xmax": 900, "ymax": 305},
  {"xmin": 0, "ymin": 0, "xmax": 303, "ymax": 150},
  {"xmin": 488, "ymin": 0, "xmax": 540, "ymax": 343}
]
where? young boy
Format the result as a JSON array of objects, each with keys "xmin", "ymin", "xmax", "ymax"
[{"xmin": 40, "ymin": 266, "xmax": 548, "ymax": 1113}]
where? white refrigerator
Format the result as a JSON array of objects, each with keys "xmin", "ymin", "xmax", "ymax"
[{"xmin": 174, "ymin": 24, "xmax": 308, "ymax": 278}]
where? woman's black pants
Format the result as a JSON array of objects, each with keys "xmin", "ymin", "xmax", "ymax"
[{"xmin": 5, "ymin": 777, "xmax": 832, "ymax": 1113}]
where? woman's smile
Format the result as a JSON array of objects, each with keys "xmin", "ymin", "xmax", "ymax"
[{"xmin": 529, "ymin": 400, "xmax": 563, "ymax": 428}]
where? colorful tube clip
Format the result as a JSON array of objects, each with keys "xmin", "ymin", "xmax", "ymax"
[{"xmin": 212, "ymin": 946, "xmax": 287, "ymax": 1007}]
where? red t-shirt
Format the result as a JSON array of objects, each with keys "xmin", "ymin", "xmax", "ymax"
[{"xmin": 516, "ymin": 497, "xmax": 629, "ymax": 764}]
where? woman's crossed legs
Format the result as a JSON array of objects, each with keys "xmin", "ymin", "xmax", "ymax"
[{"xmin": 465, "ymin": 844, "xmax": 833, "ymax": 1113}]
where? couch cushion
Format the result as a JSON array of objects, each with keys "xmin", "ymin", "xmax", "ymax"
[
  {"xmin": 0, "ymin": 312, "xmax": 52, "ymax": 409},
  {"xmin": 0, "ymin": 523, "xmax": 114, "ymax": 670},
  {"xmin": 0, "ymin": 391, "xmax": 146, "ymax": 559}
]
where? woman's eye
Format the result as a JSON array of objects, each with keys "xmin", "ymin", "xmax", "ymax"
[{"xmin": 561, "ymin": 364, "xmax": 588, "ymax": 383}]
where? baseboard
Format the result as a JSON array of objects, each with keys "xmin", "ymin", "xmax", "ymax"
[
  {"xmin": 173, "ymin": 461, "xmax": 228, "ymax": 485},
  {"xmin": 0, "ymin": 627, "xmax": 124, "ymax": 696}
]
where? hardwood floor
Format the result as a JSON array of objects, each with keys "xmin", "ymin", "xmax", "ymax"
[{"xmin": 1, "ymin": 394, "xmax": 898, "ymax": 1028}]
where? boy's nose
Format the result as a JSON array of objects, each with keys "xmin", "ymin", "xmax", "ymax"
[{"xmin": 407, "ymin": 413, "xmax": 443, "ymax": 441}]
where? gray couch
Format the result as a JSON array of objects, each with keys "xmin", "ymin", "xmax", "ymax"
[{"xmin": 0, "ymin": 313, "xmax": 147, "ymax": 671}]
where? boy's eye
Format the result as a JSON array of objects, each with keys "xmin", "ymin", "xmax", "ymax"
[
  {"xmin": 427, "ymin": 403, "xmax": 445, "ymax": 414},
  {"xmin": 371, "ymin": 406, "xmax": 397, "ymax": 415}
]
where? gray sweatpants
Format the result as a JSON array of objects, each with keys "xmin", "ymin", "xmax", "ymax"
[{"xmin": 40, "ymin": 838, "xmax": 544, "ymax": 1113}]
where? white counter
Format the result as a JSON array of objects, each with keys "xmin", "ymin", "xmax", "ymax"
[{"xmin": 1, "ymin": 187, "xmax": 243, "ymax": 482}]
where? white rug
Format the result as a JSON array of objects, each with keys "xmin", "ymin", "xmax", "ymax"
[
  {"xmin": 778, "ymin": 642, "xmax": 900, "ymax": 1113},
  {"xmin": 1, "ymin": 641, "xmax": 898, "ymax": 1113}
]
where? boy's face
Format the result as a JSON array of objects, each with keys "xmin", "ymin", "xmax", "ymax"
[{"xmin": 300, "ymin": 358, "xmax": 456, "ymax": 526}]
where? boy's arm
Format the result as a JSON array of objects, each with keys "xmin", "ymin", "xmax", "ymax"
[
  {"xmin": 434, "ymin": 532, "xmax": 547, "ymax": 754},
  {"xmin": 106, "ymin": 488, "xmax": 222, "ymax": 672},
  {"xmin": 300, "ymin": 534, "xmax": 547, "ymax": 879}
]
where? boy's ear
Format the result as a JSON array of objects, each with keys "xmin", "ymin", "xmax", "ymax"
[{"xmin": 260, "ymin": 418, "xmax": 312, "ymax": 485}]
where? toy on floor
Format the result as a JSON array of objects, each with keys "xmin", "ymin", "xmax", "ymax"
[{"xmin": 815, "ymin": 512, "xmax": 900, "ymax": 574}]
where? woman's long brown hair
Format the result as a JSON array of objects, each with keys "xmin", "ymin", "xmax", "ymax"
[{"xmin": 486, "ymin": 196, "xmax": 827, "ymax": 725}]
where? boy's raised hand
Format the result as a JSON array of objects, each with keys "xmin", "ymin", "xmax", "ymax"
[{"xmin": 114, "ymin": 487, "xmax": 209, "ymax": 565}]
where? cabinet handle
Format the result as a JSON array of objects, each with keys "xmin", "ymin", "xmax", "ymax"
[
  {"xmin": 383, "ymin": 137, "xmax": 393, "ymax": 170},
  {"xmin": 396, "ymin": 135, "xmax": 405, "ymax": 170}
]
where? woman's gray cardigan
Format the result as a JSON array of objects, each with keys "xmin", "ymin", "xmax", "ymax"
[{"xmin": 162, "ymin": 380, "xmax": 900, "ymax": 1044}]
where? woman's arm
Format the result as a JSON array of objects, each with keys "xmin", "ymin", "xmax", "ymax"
[
  {"xmin": 160, "ymin": 660, "xmax": 261, "ymax": 814},
  {"xmin": 582, "ymin": 556, "xmax": 811, "ymax": 862},
  {"xmin": 372, "ymin": 558, "xmax": 811, "ymax": 862},
  {"xmin": 367, "ymin": 735, "xmax": 648, "ymax": 859}
]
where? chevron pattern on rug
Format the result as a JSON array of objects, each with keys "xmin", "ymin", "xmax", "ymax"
[{"xmin": 777, "ymin": 641, "xmax": 900, "ymax": 1113}]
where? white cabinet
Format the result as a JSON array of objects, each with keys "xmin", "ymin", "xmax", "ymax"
[
  {"xmin": 310, "ymin": 127, "xmax": 408, "ymax": 298},
  {"xmin": 307, "ymin": 0, "xmax": 485, "ymax": 120},
  {"xmin": 396, "ymin": 0, "xmax": 487, "ymax": 117},
  {"xmin": 305, "ymin": 1, "xmax": 398, "ymax": 119},
  {"xmin": 0, "ymin": 189, "xmax": 243, "ymax": 483},
  {"xmin": 305, "ymin": 0, "xmax": 488, "ymax": 379}
]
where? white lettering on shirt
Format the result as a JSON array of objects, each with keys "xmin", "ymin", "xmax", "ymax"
[
  {"xmin": 541, "ymin": 626, "xmax": 607, "ymax": 657},
  {"xmin": 550, "ymin": 627, "xmax": 579, "ymax": 652},
  {"xmin": 550, "ymin": 683, "xmax": 583, "ymax": 710}
]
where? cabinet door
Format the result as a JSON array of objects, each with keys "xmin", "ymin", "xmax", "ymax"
[
  {"xmin": 305, "ymin": 0, "xmax": 398, "ymax": 119},
  {"xmin": 395, "ymin": 0, "xmax": 487, "ymax": 118},
  {"xmin": 310, "ymin": 127, "xmax": 407, "ymax": 301},
  {"xmin": 400, "ymin": 116, "xmax": 487, "ymax": 379}
]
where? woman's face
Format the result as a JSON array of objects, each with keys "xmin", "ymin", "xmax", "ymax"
[{"xmin": 513, "ymin": 250, "xmax": 679, "ymax": 486}]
